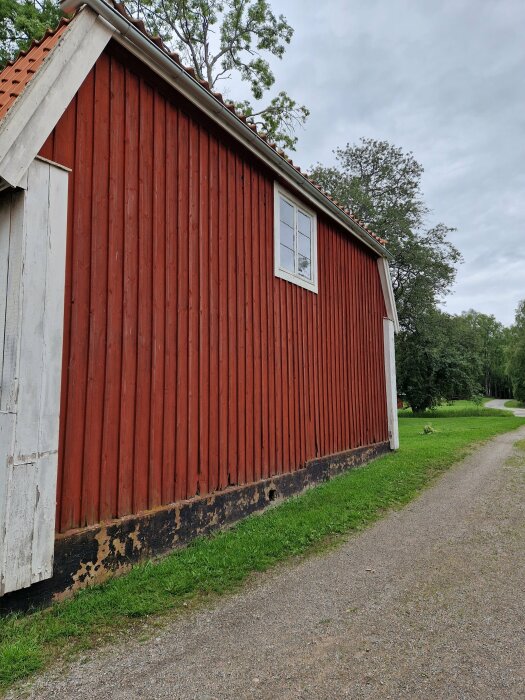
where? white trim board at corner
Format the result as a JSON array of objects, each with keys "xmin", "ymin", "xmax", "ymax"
[
  {"xmin": 0, "ymin": 159, "xmax": 68, "ymax": 596},
  {"xmin": 0, "ymin": 8, "xmax": 113, "ymax": 188},
  {"xmin": 383, "ymin": 318, "xmax": 399, "ymax": 451}
]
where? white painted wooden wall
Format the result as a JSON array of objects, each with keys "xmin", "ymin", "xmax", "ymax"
[
  {"xmin": 383, "ymin": 318, "xmax": 399, "ymax": 450},
  {"xmin": 0, "ymin": 158, "xmax": 68, "ymax": 596}
]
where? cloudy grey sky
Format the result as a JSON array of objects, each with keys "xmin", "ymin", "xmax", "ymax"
[{"xmin": 228, "ymin": 0, "xmax": 524, "ymax": 325}]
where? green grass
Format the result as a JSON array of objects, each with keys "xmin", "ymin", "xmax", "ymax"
[
  {"xmin": 505, "ymin": 399, "xmax": 525, "ymax": 409},
  {"xmin": 398, "ymin": 398, "xmax": 509, "ymax": 418},
  {"xmin": 1, "ymin": 414, "xmax": 524, "ymax": 694}
]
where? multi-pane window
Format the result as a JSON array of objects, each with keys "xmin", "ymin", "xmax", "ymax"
[{"xmin": 274, "ymin": 185, "xmax": 318, "ymax": 293}]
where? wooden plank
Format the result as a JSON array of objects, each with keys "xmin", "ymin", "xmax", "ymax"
[
  {"xmin": 226, "ymin": 148, "xmax": 238, "ymax": 486},
  {"xmin": 99, "ymin": 57, "xmax": 124, "ymax": 523},
  {"xmin": 350, "ymin": 245, "xmax": 358, "ymax": 448},
  {"xmin": 30, "ymin": 454, "xmax": 56, "ymax": 584},
  {"xmin": 285, "ymin": 283, "xmax": 294, "ymax": 469},
  {"xmin": 259, "ymin": 174, "xmax": 269, "ymax": 479},
  {"xmin": 316, "ymin": 223, "xmax": 325, "ymax": 456},
  {"xmin": 295, "ymin": 284, "xmax": 304, "ymax": 467},
  {"xmin": 118, "ymin": 68, "xmax": 139, "ymax": 517},
  {"xmin": 14, "ymin": 160, "xmax": 48, "ymax": 462},
  {"xmin": 0, "ymin": 412, "xmax": 15, "ymax": 594},
  {"xmin": 175, "ymin": 111, "xmax": 189, "ymax": 502},
  {"xmin": 273, "ymin": 273, "xmax": 283, "ymax": 474},
  {"xmin": 279, "ymin": 279, "xmax": 289, "ymax": 473},
  {"xmin": 243, "ymin": 162, "xmax": 254, "ymax": 485},
  {"xmin": 2, "ymin": 462, "xmax": 37, "ymax": 593},
  {"xmin": 336, "ymin": 233, "xmax": 345, "ymax": 448},
  {"xmin": 217, "ymin": 142, "xmax": 228, "ymax": 489},
  {"xmin": 32, "ymin": 165, "xmax": 68, "ymax": 581},
  {"xmin": 82, "ymin": 55, "xmax": 110, "ymax": 525},
  {"xmin": 0, "ymin": 193, "xmax": 12, "ymax": 385},
  {"xmin": 334, "ymin": 233, "xmax": 343, "ymax": 451},
  {"xmin": 198, "ymin": 128, "xmax": 210, "ymax": 495},
  {"xmin": 149, "ymin": 91, "xmax": 166, "ymax": 509},
  {"xmin": 0, "ymin": 190, "xmax": 24, "ymax": 413},
  {"xmin": 61, "ymin": 70, "xmax": 94, "ymax": 529},
  {"xmin": 187, "ymin": 122, "xmax": 200, "ymax": 498},
  {"xmin": 208, "ymin": 134, "xmax": 220, "ymax": 492},
  {"xmin": 235, "ymin": 154, "xmax": 246, "ymax": 484},
  {"xmin": 133, "ymin": 79, "xmax": 154, "ymax": 513},
  {"xmin": 341, "ymin": 234, "xmax": 352, "ymax": 448},
  {"xmin": 56, "ymin": 94, "xmax": 77, "ymax": 531},
  {"xmin": 303, "ymin": 287, "xmax": 314, "ymax": 459},
  {"xmin": 163, "ymin": 102, "xmax": 177, "ymax": 505},
  {"xmin": 251, "ymin": 169, "xmax": 262, "ymax": 482},
  {"xmin": 265, "ymin": 180, "xmax": 278, "ymax": 475}
]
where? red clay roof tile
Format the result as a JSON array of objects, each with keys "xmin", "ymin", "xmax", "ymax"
[{"xmin": 0, "ymin": 18, "xmax": 71, "ymax": 121}]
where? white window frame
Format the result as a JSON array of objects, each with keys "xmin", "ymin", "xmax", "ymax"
[{"xmin": 274, "ymin": 183, "xmax": 318, "ymax": 294}]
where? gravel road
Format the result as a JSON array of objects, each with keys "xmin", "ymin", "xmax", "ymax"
[
  {"xmin": 10, "ymin": 425, "xmax": 525, "ymax": 700},
  {"xmin": 485, "ymin": 398, "xmax": 525, "ymax": 418}
]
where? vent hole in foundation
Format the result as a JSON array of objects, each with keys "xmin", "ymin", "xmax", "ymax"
[{"xmin": 268, "ymin": 488, "xmax": 277, "ymax": 502}]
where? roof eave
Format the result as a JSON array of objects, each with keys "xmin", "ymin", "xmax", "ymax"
[{"xmin": 60, "ymin": 0, "xmax": 392, "ymax": 260}]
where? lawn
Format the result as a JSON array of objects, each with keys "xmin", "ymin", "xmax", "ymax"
[{"xmin": 1, "ymin": 413, "xmax": 524, "ymax": 694}]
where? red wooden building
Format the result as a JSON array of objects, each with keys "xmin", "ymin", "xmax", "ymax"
[{"xmin": 0, "ymin": 0, "xmax": 399, "ymax": 606}]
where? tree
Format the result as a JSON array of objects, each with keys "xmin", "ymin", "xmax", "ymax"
[
  {"xmin": 310, "ymin": 139, "xmax": 466, "ymax": 412},
  {"xmin": 126, "ymin": 0, "xmax": 309, "ymax": 150},
  {"xmin": 396, "ymin": 310, "xmax": 482, "ymax": 412},
  {"xmin": 459, "ymin": 310, "xmax": 512, "ymax": 398},
  {"xmin": 0, "ymin": 0, "xmax": 61, "ymax": 67},
  {"xmin": 506, "ymin": 300, "xmax": 525, "ymax": 403},
  {"xmin": 309, "ymin": 139, "xmax": 461, "ymax": 332}
]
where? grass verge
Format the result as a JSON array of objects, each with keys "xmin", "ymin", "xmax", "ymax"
[
  {"xmin": 505, "ymin": 399, "xmax": 525, "ymax": 409},
  {"xmin": 1, "ymin": 414, "xmax": 524, "ymax": 694},
  {"xmin": 398, "ymin": 398, "xmax": 508, "ymax": 418}
]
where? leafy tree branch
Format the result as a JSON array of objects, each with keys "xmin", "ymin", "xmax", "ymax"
[{"xmin": 127, "ymin": 0, "xmax": 308, "ymax": 149}]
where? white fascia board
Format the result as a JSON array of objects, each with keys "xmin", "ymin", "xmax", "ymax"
[
  {"xmin": 0, "ymin": 8, "xmax": 113, "ymax": 188},
  {"xmin": 378, "ymin": 257, "xmax": 400, "ymax": 333},
  {"xmin": 61, "ymin": 0, "xmax": 391, "ymax": 262}
]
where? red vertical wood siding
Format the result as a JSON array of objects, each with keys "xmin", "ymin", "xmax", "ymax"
[{"xmin": 39, "ymin": 43, "xmax": 389, "ymax": 533}]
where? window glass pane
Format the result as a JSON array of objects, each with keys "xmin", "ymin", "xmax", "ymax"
[
  {"xmin": 280, "ymin": 197, "xmax": 294, "ymax": 228},
  {"xmin": 280, "ymin": 244, "xmax": 295, "ymax": 273},
  {"xmin": 280, "ymin": 220, "xmax": 294, "ymax": 250},
  {"xmin": 298, "ymin": 255, "xmax": 311, "ymax": 280},
  {"xmin": 298, "ymin": 211, "xmax": 311, "ymax": 238},
  {"xmin": 298, "ymin": 232, "xmax": 310, "ymax": 258}
]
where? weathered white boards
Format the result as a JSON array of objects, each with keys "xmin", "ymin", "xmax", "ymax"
[{"xmin": 0, "ymin": 158, "xmax": 68, "ymax": 595}]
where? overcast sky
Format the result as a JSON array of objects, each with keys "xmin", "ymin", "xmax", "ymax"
[{"xmin": 227, "ymin": 0, "xmax": 524, "ymax": 326}]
